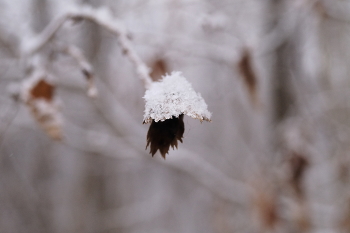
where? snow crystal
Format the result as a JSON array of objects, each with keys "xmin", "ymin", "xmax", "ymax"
[{"xmin": 143, "ymin": 71, "xmax": 211, "ymax": 123}]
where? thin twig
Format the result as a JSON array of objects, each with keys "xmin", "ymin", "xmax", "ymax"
[{"xmin": 58, "ymin": 43, "xmax": 98, "ymax": 97}]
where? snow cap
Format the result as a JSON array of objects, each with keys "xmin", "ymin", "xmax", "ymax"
[{"xmin": 143, "ymin": 71, "xmax": 211, "ymax": 123}]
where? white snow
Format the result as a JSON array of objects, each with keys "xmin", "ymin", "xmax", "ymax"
[{"xmin": 143, "ymin": 71, "xmax": 211, "ymax": 123}]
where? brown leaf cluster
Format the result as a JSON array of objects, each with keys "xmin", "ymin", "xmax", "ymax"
[{"xmin": 146, "ymin": 114, "xmax": 184, "ymax": 159}]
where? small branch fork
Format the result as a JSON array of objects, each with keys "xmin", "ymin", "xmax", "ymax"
[
  {"xmin": 22, "ymin": 5, "xmax": 153, "ymax": 89},
  {"xmin": 57, "ymin": 43, "xmax": 98, "ymax": 97}
]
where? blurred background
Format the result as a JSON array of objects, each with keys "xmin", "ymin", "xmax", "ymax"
[{"xmin": 0, "ymin": 0, "xmax": 349, "ymax": 232}]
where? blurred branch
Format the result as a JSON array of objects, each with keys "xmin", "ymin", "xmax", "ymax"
[
  {"xmin": 0, "ymin": 103, "xmax": 20, "ymax": 148},
  {"xmin": 137, "ymin": 30, "xmax": 238, "ymax": 64},
  {"xmin": 257, "ymin": 1, "xmax": 319, "ymax": 57},
  {"xmin": 165, "ymin": 149, "xmax": 250, "ymax": 205},
  {"xmin": 57, "ymin": 43, "xmax": 98, "ymax": 97},
  {"xmin": 321, "ymin": 0, "xmax": 350, "ymax": 23},
  {"xmin": 65, "ymin": 118, "xmax": 250, "ymax": 206},
  {"xmin": 21, "ymin": 14, "xmax": 68, "ymax": 56},
  {"xmin": 103, "ymin": 191, "xmax": 171, "ymax": 229},
  {"xmin": 22, "ymin": 5, "xmax": 153, "ymax": 89},
  {"xmin": 0, "ymin": 33, "xmax": 19, "ymax": 58}
]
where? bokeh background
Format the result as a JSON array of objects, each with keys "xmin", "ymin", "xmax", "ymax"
[{"xmin": 0, "ymin": 0, "xmax": 349, "ymax": 232}]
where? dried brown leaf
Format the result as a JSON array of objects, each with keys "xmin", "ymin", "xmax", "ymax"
[
  {"xmin": 146, "ymin": 114, "xmax": 184, "ymax": 159},
  {"xmin": 23, "ymin": 76, "xmax": 63, "ymax": 140},
  {"xmin": 30, "ymin": 79, "xmax": 55, "ymax": 101},
  {"xmin": 237, "ymin": 49, "xmax": 259, "ymax": 106},
  {"xmin": 150, "ymin": 59, "xmax": 167, "ymax": 81}
]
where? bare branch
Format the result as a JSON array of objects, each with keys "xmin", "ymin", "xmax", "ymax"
[{"xmin": 22, "ymin": 5, "xmax": 153, "ymax": 89}]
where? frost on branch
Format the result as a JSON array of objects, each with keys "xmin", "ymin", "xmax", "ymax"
[
  {"xmin": 21, "ymin": 70, "xmax": 63, "ymax": 140},
  {"xmin": 143, "ymin": 71, "xmax": 211, "ymax": 158}
]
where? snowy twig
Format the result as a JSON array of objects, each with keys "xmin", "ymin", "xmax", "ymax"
[
  {"xmin": 22, "ymin": 5, "xmax": 153, "ymax": 89},
  {"xmin": 21, "ymin": 14, "xmax": 68, "ymax": 56},
  {"xmin": 58, "ymin": 43, "xmax": 98, "ymax": 97}
]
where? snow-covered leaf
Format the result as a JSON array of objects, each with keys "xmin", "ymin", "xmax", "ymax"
[{"xmin": 143, "ymin": 71, "xmax": 211, "ymax": 123}]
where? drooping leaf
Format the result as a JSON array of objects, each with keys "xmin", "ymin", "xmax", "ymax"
[
  {"xmin": 146, "ymin": 114, "xmax": 184, "ymax": 159},
  {"xmin": 22, "ymin": 72, "xmax": 63, "ymax": 140}
]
